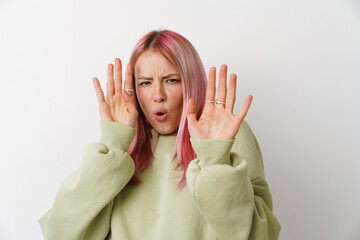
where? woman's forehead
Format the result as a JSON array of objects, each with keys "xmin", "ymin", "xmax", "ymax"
[{"xmin": 134, "ymin": 51, "xmax": 179, "ymax": 77}]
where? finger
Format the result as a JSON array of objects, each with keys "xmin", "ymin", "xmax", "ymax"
[
  {"xmin": 92, "ymin": 77, "xmax": 105, "ymax": 103},
  {"xmin": 186, "ymin": 98, "xmax": 197, "ymax": 125},
  {"xmin": 123, "ymin": 63, "xmax": 135, "ymax": 102},
  {"xmin": 225, "ymin": 73, "xmax": 237, "ymax": 114},
  {"xmin": 107, "ymin": 63, "xmax": 115, "ymax": 99},
  {"xmin": 216, "ymin": 64, "xmax": 227, "ymax": 108},
  {"xmin": 205, "ymin": 67, "xmax": 216, "ymax": 105},
  {"xmin": 235, "ymin": 95, "xmax": 253, "ymax": 123},
  {"xmin": 114, "ymin": 58, "xmax": 122, "ymax": 95}
]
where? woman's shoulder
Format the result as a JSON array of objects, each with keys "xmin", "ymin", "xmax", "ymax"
[
  {"xmin": 232, "ymin": 120, "xmax": 266, "ymax": 178},
  {"xmin": 236, "ymin": 120, "xmax": 256, "ymax": 141}
]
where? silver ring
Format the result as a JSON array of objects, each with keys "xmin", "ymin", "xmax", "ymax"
[
  {"xmin": 215, "ymin": 100, "xmax": 226, "ymax": 105},
  {"xmin": 205, "ymin": 100, "xmax": 216, "ymax": 103},
  {"xmin": 125, "ymin": 89, "xmax": 134, "ymax": 95}
]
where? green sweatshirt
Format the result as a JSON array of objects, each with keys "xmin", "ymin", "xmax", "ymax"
[{"xmin": 39, "ymin": 120, "xmax": 281, "ymax": 240}]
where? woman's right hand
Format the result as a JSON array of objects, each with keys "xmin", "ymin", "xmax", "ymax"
[{"xmin": 92, "ymin": 58, "xmax": 138, "ymax": 128}]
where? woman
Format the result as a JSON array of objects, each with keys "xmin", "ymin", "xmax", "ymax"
[{"xmin": 39, "ymin": 30, "xmax": 281, "ymax": 240}]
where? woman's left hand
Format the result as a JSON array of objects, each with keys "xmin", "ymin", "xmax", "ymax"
[{"xmin": 186, "ymin": 65, "xmax": 253, "ymax": 140}]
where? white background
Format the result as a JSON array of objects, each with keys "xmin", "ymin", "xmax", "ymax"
[{"xmin": 0, "ymin": 0, "xmax": 359, "ymax": 239}]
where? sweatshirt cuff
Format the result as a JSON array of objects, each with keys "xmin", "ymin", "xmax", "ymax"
[
  {"xmin": 100, "ymin": 120, "xmax": 136, "ymax": 151},
  {"xmin": 190, "ymin": 139, "xmax": 234, "ymax": 168}
]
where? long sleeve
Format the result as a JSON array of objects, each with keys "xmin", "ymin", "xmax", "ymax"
[
  {"xmin": 186, "ymin": 121, "xmax": 281, "ymax": 240},
  {"xmin": 39, "ymin": 121, "xmax": 136, "ymax": 240}
]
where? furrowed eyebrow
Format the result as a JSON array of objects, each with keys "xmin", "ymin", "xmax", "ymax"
[{"xmin": 137, "ymin": 74, "xmax": 180, "ymax": 81}]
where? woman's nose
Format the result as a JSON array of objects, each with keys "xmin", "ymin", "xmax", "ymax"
[{"xmin": 153, "ymin": 84, "xmax": 166, "ymax": 102}]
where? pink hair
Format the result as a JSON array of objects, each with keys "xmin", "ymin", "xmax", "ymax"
[{"xmin": 127, "ymin": 30, "xmax": 207, "ymax": 189}]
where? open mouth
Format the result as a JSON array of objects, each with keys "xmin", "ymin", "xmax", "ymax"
[{"xmin": 154, "ymin": 109, "xmax": 168, "ymax": 122}]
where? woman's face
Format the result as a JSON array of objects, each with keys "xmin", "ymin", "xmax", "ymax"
[{"xmin": 134, "ymin": 50, "xmax": 183, "ymax": 134}]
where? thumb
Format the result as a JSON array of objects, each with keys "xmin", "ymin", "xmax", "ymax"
[
  {"xmin": 235, "ymin": 95, "xmax": 253, "ymax": 123},
  {"xmin": 186, "ymin": 98, "xmax": 197, "ymax": 126}
]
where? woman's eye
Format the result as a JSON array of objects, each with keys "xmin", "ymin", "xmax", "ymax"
[
  {"xmin": 139, "ymin": 81, "xmax": 151, "ymax": 86},
  {"xmin": 167, "ymin": 79, "xmax": 180, "ymax": 83}
]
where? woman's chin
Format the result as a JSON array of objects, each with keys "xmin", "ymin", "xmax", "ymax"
[{"xmin": 152, "ymin": 124, "xmax": 178, "ymax": 135}]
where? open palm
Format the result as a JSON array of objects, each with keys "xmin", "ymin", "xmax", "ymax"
[
  {"xmin": 186, "ymin": 65, "xmax": 253, "ymax": 140},
  {"xmin": 92, "ymin": 58, "xmax": 138, "ymax": 128}
]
